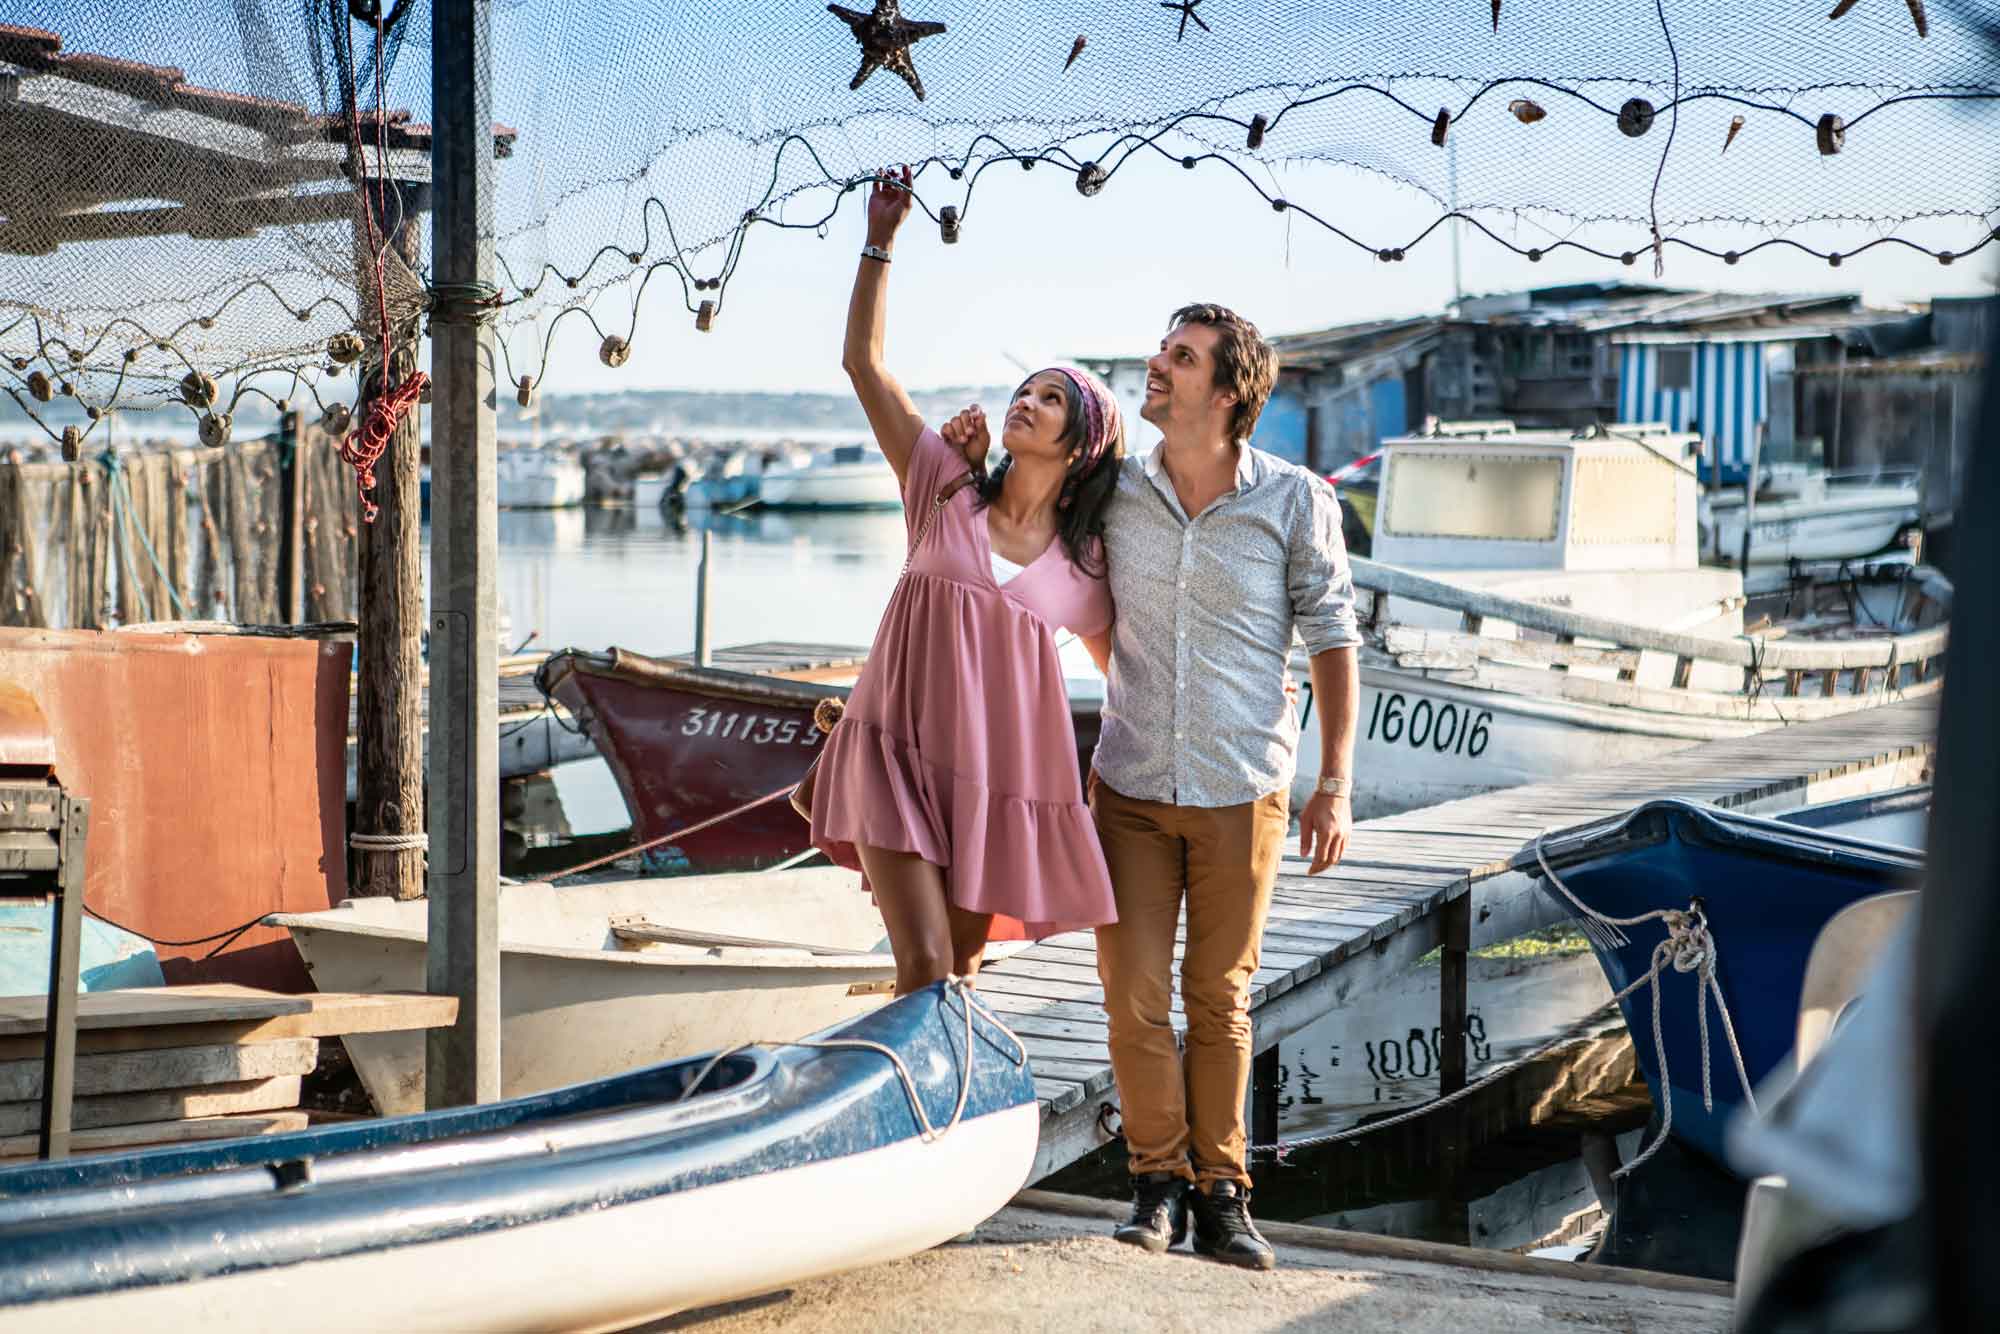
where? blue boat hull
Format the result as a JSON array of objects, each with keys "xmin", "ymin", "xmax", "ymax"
[
  {"xmin": 1532, "ymin": 800, "xmax": 1921, "ymax": 1167},
  {"xmin": 0, "ymin": 906, "xmax": 163, "ymax": 995},
  {"xmin": 0, "ymin": 982, "xmax": 1038, "ymax": 1332}
]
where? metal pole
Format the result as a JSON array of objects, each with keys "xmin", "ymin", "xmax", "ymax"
[
  {"xmin": 36, "ymin": 797, "xmax": 87, "ymax": 1160},
  {"xmin": 1446, "ymin": 137, "xmax": 1463, "ymax": 314},
  {"xmin": 695, "ymin": 528, "xmax": 713, "ymax": 666},
  {"xmin": 1739, "ymin": 420, "xmax": 1765, "ymax": 573},
  {"xmin": 1830, "ymin": 342, "xmax": 1848, "ymax": 468},
  {"xmin": 426, "ymin": 0, "xmax": 501, "ymax": 1109}
]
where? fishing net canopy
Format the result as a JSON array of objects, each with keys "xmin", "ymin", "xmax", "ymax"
[{"xmin": 0, "ymin": 0, "xmax": 1994, "ymax": 461}]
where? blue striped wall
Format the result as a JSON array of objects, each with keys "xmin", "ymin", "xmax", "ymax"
[{"xmin": 1616, "ymin": 342, "xmax": 1769, "ymax": 483}]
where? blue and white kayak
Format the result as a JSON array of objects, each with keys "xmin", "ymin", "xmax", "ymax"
[
  {"xmin": 0, "ymin": 981, "xmax": 1036, "ymax": 1333},
  {"xmin": 1527, "ymin": 799, "xmax": 1922, "ymax": 1167}
]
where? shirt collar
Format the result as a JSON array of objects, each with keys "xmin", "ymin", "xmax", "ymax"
[{"xmin": 1143, "ymin": 441, "xmax": 1259, "ymax": 493}]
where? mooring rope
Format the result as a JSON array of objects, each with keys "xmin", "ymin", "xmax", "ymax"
[
  {"xmin": 541, "ymin": 781, "xmax": 801, "ymax": 881},
  {"xmin": 1530, "ymin": 829, "xmax": 1758, "ymax": 1178},
  {"xmin": 1250, "ymin": 834, "xmax": 1760, "ymax": 1168}
]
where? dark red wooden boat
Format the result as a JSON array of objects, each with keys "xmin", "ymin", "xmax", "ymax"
[{"xmin": 536, "ymin": 642, "xmax": 1103, "ymax": 873}]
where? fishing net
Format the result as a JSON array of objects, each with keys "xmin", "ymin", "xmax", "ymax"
[{"xmin": 0, "ymin": 0, "xmax": 1994, "ymax": 473}]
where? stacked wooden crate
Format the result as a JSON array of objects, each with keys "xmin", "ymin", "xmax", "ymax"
[{"xmin": 0, "ymin": 984, "xmax": 457, "ymax": 1160}]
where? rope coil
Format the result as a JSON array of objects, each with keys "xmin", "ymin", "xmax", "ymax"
[
  {"xmin": 348, "ymin": 831, "xmax": 429, "ymax": 852},
  {"xmin": 1531, "ymin": 829, "xmax": 1758, "ymax": 1178}
]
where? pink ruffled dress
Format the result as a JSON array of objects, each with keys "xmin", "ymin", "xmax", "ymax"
[{"xmin": 808, "ymin": 427, "xmax": 1118, "ymax": 941}]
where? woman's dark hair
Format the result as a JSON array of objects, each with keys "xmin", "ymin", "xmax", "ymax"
[{"xmin": 973, "ymin": 374, "xmax": 1122, "ymax": 578}]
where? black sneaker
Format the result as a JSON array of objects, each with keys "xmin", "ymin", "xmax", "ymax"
[
  {"xmin": 1112, "ymin": 1171, "xmax": 1190, "ymax": 1252},
  {"xmin": 1190, "ymin": 1180, "xmax": 1276, "ymax": 1270}
]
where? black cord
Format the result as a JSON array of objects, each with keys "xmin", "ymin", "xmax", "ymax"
[{"xmin": 82, "ymin": 904, "xmax": 274, "ymax": 951}]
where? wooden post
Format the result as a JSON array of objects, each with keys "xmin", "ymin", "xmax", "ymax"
[
  {"xmin": 1438, "ymin": 894, "xmax": 1470, "ymax": 1096},
  {"xmin": 695, "ymin": 527, "xmax": 714, "ymax": 666},
  {"xmin": 351, "ymin": 185, "xmax": 429, "ymax": 903},
  {"xmin": 277, "ymin": 411, "xmax": 304, "ymax": 623},
  {"xmin": 426, "ymin": 0, "xmax": 502, "ymax": 1109},
  {"xmin": 1436, "ymin": 893, "xmax": 1472, "ymax": 1184},
  {"xmin": 1251, "ymin": 1043, "xmax": 1280, "ymax": 1152}
]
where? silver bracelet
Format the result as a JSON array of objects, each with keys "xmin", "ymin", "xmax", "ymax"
[{"xmin": 860, "ymin": 244, "xmax": 893, "ymax": 264}]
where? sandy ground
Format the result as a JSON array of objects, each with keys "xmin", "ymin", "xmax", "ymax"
[{"xmin": 633, "ymin": 1192, "xmax": 1731, "ymax": 1334}]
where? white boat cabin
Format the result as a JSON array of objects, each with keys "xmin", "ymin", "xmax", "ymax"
[{"xmin": 1368, "ymin": 421, "xmax": 1743, "ymax": 640}]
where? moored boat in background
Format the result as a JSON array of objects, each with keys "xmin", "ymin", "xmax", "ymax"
[
  {"xmin": 1293, "ymin": 423, "xmax": 1948, "ymax": 818},
  {"xmin": 495, "ymin": 449, "xmax": 586, "ymax": 509},
  {"xmin": 268, "ymin": 868, "xmax": 908, "ymax": 1116},
  {"xmin": 757, "ymin": 442, "xmax": 902, "ymax": 510},
  {"xmin": 537, "ymin": 642, "xmax": 1105, "ymax": 873}
]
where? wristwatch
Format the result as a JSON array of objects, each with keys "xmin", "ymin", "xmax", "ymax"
[
  {"xmin": 860, "ymin": 244, "xmax": 893, "ymax": 264},
  {"xmin": 1314, "ymin": 776, "xmax": 1352, "ymax": 799}
]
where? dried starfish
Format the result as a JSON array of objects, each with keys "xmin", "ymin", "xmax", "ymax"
[
  {"xmin": 1160, "ymin": 0, "xmax": 1210, "ymax": 41},
  {"xmin": 1827, "ymin": 0, "xmax": 1926, "ymax": 37},
  {"xmin": 827, "ymin": 1, "xmax": 947, "ymax": 102}
]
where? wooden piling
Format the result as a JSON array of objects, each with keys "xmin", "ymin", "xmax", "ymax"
[{"xmin": 351, "ymin": 192, "xmax": 429, "ymax": 904}]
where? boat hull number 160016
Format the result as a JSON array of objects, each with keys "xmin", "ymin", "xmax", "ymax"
[{"xmin": 1365, "ymin": 692, "xmax": 1495, "ymax": 757}]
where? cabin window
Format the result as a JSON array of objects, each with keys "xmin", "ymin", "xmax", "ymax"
[
  {"xmin": 1382, "ymin": 452, "xmax": 1563, "ymax": 542},
  {"xmin": 1656, "ymin": 347, "xmax": 1694, "ymax": 392},
  {"xmin": 1570, "ymin": 456, "xmax": 1680, "ymax": 545}
]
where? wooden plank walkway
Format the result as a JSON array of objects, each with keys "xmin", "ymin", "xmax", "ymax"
[{"xmin": 1005, "ymin": 696, "xmax": 1938, "ymax": 1179}]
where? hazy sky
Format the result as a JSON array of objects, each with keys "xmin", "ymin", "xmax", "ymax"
[{"xmin": 528, "ymin": 153, "xmax": 1997, "ymax": 398}]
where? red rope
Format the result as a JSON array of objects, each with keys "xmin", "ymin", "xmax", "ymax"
[
  {"xmin": 337, "ymin": 14, "xmax": 408, "ymax": 525},
  {"xmin": 341, "ymin": 371, "xmax": 428, "ymax": 523}
]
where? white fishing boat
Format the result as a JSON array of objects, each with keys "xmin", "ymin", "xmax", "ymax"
[
  {"xmin": 630, "ymin": 471, "xmax": 670, "ymax": 510},
  {"xmin": 495, "ymin": 450, "xmax": 586, "ymax": 509},
  {"xmin": 269, "ymin": 869, "xmax": 903, "ymax": 1115},
  {"xmin": 757, "ymin": 442, "xmax": 902, "ymax": 510},
  {"xmin": 1701, "ymin": 463, "xmax": 1920, "ymax": 581},
  {"xmin": 1292, "ymin": 423, "xmax": 1947, "ymax": 817}
]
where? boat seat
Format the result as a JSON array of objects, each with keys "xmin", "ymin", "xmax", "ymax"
[
  {"xmin": 1795, "ymin": 890, "xmax": 1918, "ymax": 1068},
  {"xmin": 606, "ymin": 914, "xmax": 878, "ymax": 959}
]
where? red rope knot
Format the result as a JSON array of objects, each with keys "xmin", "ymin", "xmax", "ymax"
[{"xmin": 341, "ymin": 372, "xmax": 429, "ymax": 523}]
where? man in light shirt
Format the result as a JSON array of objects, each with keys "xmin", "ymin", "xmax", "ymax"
[{"xmin": 1091, "ymin": 303, "xmax": 1362, "ymax": 1270}]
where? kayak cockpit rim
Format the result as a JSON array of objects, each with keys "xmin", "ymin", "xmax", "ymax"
[{"xmin": 0, "ymin": 1047, "xmax": 779, "ymax": 1220}]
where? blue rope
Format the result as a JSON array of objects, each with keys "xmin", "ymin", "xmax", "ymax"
[{"xmin": 98, "ymin": 448, "xmax": 192, "ymax": 620}]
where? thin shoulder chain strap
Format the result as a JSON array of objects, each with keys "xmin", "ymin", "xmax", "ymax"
[{"xmin": 896, "ymin": 471, "xmax": 976, "ymax": 582}]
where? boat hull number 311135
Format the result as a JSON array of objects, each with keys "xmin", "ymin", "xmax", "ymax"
[{"xmin": 680, "ymin": 707, "xmax": 823, "ymax": 747}]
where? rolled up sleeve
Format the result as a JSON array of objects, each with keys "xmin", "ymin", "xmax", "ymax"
[{"xmin": 1288, "ymin": 480, "xmax": 1363, "ymax": 654}]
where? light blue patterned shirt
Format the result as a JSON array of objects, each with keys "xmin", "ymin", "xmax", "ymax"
[{"xmin": 1095, "ymin": 442, "xmax": 1362, "ymax": 808}]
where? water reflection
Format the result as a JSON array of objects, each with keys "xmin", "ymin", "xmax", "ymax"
[
  {"xmin": 1272, "ymin": 948, "xmax": 1616, "ymax": 1139},
  {"xmin": 426, "ymin": 505, "xmax": 910, "ymax": 671},
  {"xmin": 1039, "ymin": 944, "xmax": 1678, "ymax": 1262}
]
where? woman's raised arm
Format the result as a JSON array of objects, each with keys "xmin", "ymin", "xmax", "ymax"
[{"xmin": 841, "ymin": 166, "xmax": 925, "ymax": 489}]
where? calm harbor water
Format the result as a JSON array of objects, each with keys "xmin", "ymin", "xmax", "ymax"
[{"xmin": 469, "ymin": 500, "xmax": 1694, "ymax": 1274}]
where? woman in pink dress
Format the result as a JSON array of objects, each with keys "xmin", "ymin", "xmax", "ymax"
[{"xmin": 808, "ymin": 166, "xmax": 1121, "ymax": 995}]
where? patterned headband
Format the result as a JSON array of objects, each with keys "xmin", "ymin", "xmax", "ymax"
[{"xmin": 1044, "ymin": 364, "xmax": 1122, "ymax": 473}]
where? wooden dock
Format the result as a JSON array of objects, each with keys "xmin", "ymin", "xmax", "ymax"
[{"xmin": 995, "ymin": 697, "xmax": 1937, "ymax": 1180}]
